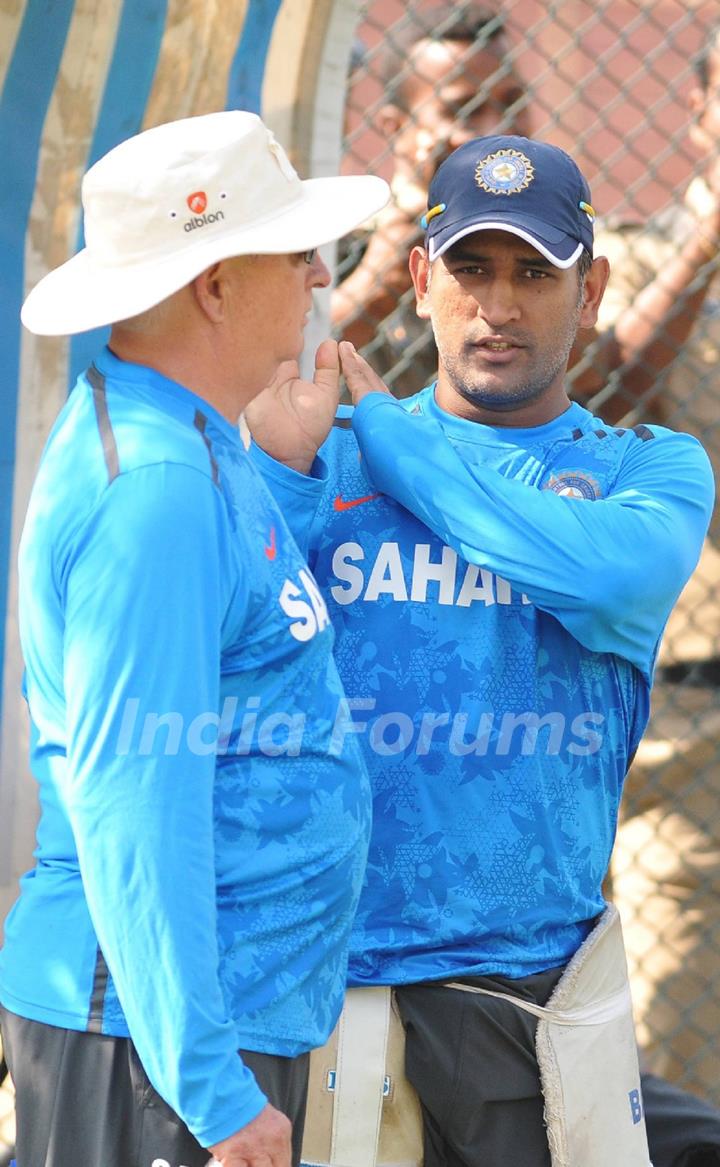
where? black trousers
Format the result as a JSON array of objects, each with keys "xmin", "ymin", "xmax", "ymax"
[
  {"xmin": 641, "ymin": 1072, "xmax": 720, "ymax": 1167},
  {"xmin": 395, "ymin": 966, "xmax": 564, "ymax": 1167},
  {"xmin": 395, "ymin": 978, "xmax": 720, "ymax": 1167},
  {"xmin": 0, "ymin": 1005, "xmax": 309, "ymax": 1167}
]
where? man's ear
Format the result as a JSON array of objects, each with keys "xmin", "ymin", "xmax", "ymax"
[
  {"xmin": 409, "ymin": 245, "xmax": 433, "ymax": 319},
  {"xmin": 579, "ymin": 256, "xmax": 610, "ymax": 328},
  {"xmin": 192, "ymin": 261, "xmax": 226, "ymax": 324}
]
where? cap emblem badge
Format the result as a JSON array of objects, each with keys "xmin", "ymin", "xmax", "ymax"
[{"xmin": 475, "ymin": 150, "xmax": 535, "ymax": 196}]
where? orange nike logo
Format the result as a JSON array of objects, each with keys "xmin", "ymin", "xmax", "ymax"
[
  {"xmin": 264, "ymin": 526, "xmax": 277, "ymax": 560},
  {"xmin": 333, "ymin": 492, "xmax": 380, "ymax": 512}
]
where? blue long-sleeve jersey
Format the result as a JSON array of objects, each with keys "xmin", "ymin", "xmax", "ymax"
[
  {"xmin": 253, "ymin": 386, "xmax": 713, "ymax": 986},
  {"xmin": 0, "ymin": 348, "xmax": 371, "ymax": 1147}
]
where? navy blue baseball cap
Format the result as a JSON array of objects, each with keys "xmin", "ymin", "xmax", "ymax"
[{"xmin": 422, "ymin": 135, "xmax": 595, "ymax": 268}]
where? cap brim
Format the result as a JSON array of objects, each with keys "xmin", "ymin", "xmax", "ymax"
[
  {"xmin": 21, "ymin": 174, "xmax": 390, "ymax": 336},
  {"xmin": 428, "ymin": 214, "xmax": 583, "ymax": 269}
]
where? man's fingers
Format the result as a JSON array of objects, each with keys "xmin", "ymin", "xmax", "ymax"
[
  {"xmin": 338, "ymin": 340, "xmax": 391, "ymax": 401},
  {"xmin": 313, "ymin": 338, "xmax": 341, "ymax": 398},
  {"xmin": 207, "ymin": 1103, "xmax": 292, "ymax": 1167},
  {"xmin": 315, "ymin": 337, "xmax": 340, "ymax": 373}
]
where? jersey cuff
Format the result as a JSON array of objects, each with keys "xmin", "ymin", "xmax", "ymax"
[
  {"xmin": 192, "ymin": 1075, "xmax": 268, "ymax": 1148},
  {"xmin": 249, "ymin": 439, "xmax": 329, "ymax": 489},
  {"xmin": 351, "ymin": 392, "xmax": 403, "ymax": 430}
]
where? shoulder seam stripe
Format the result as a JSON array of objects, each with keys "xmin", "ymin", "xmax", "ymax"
[
  {"xmin": 193, "ymin": 410, "xmax": 221, "ymax": 486},
  {"xmin": 87, "ymin": 946, "xmax": 109, "ymax": 1033},
  {"xmin": 88, "ymin": 365, "xmax": 120, "ymax": 483},
  {"xmin": 632, "ymin": 424, "xmax": 655, "ymax": 441}
]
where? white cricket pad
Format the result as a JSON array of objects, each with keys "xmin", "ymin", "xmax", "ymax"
[{"xmin": 301, "ymin": 906, "xmax": 652, "ymax": 1167}]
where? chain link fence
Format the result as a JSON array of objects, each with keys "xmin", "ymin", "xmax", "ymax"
[{"xmin": 336, "ymin": 0, "xmax": 720, "ymax": 1107}]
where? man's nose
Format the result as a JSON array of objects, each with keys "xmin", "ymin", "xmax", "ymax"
[
  {"xmin": 477, "ymin": 280, "xmax": 522, "ymax": 324},
  {"xmin": 310, "ymin": 252, "xmax": 331, "ymax": 289}
]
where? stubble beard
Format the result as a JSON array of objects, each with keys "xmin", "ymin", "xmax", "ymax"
[{"xmin": 432, "ymin": 301, "xmax": 582, "ymax": 415}]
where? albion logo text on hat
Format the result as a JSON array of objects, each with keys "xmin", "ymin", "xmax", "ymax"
[
  {"xmin": 182, "ymin": 189, "xmax": 226, "ymax": 234},
  {"xmin": 475, "ymin": 149, "xmax": 535, "ymax": 196}
]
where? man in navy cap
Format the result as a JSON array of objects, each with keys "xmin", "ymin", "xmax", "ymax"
[{"xmin": 247, "ymin": 136, "xmax": 714, "ymax": 1164}]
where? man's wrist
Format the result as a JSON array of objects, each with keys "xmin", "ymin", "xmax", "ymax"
[
  {"xmin": 249, "ymin": 439, "xmax": 328, "ymax": 486},
  {"xmin": 281, "ymin": 454, "xmax": 315, "ymax": 475}
]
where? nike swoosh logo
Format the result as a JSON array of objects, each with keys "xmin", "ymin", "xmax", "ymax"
[
  {"xmin": 264, "ymin": 526, "xmax": 277, "ymax": 560},
  {"xmin": 333, "ymin": 492, "xmax": 381, "ymax": 512}
]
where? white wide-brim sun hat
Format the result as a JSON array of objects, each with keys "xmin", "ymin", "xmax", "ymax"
[{"xmin": 21, "ymin": 110, "xmax": 390, "ymax": 337}]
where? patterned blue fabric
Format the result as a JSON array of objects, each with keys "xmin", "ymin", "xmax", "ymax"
[
  {"xmin": 0, "ymin": 348, "xmax": 371, "ymax": 1146},
  {"xmin": 254, "ymin": 387, "xmax": 713, "ymax": 987}
]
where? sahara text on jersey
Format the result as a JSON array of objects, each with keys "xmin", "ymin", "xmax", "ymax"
[{"xmin": 330, "ymin": 541, "xmax": 531, "ymax": 607}]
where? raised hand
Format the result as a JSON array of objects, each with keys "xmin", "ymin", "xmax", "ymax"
[
  {"xmin": 245, "ymin": 339, "xmax": 341, "ymax": 474},
  {"xmin": 338, "ymin": 340, "xmax": 394, "ymax": 406}
]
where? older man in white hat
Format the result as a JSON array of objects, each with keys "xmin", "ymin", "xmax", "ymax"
[{"xmin": 0, "ymin": 111, "xmax": 388, "ymax": 1167}]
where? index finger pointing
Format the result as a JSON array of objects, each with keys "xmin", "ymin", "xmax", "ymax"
[{"xmin": 338, "ymin": 341, "xmax": 392, "ymax": 401}]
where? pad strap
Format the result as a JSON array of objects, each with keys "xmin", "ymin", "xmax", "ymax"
[
  {"xmin": 445, "ymin": 981, "xmax": 633, "ymax": 1026},
  {"xmin": 331, "ymin": 986, "xmax": 391, "ymax": 1167}
]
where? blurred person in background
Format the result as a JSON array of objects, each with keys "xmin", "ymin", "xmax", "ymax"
[{"xmin": 332, "ymin": 9, "xmax": 530, "ymax": 395}]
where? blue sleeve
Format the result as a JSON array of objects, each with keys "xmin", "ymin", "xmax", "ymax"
[
  {"xmin": 352, "ymin": 393, "xmax": 714, "ymax": 675},
  {"xmin": 248, "ymin": 440, "xmax": 327, "ymax": 558},
  {"xmin": 60, "ymin": 462, "xmax": 266, "ymax": 1147}
]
